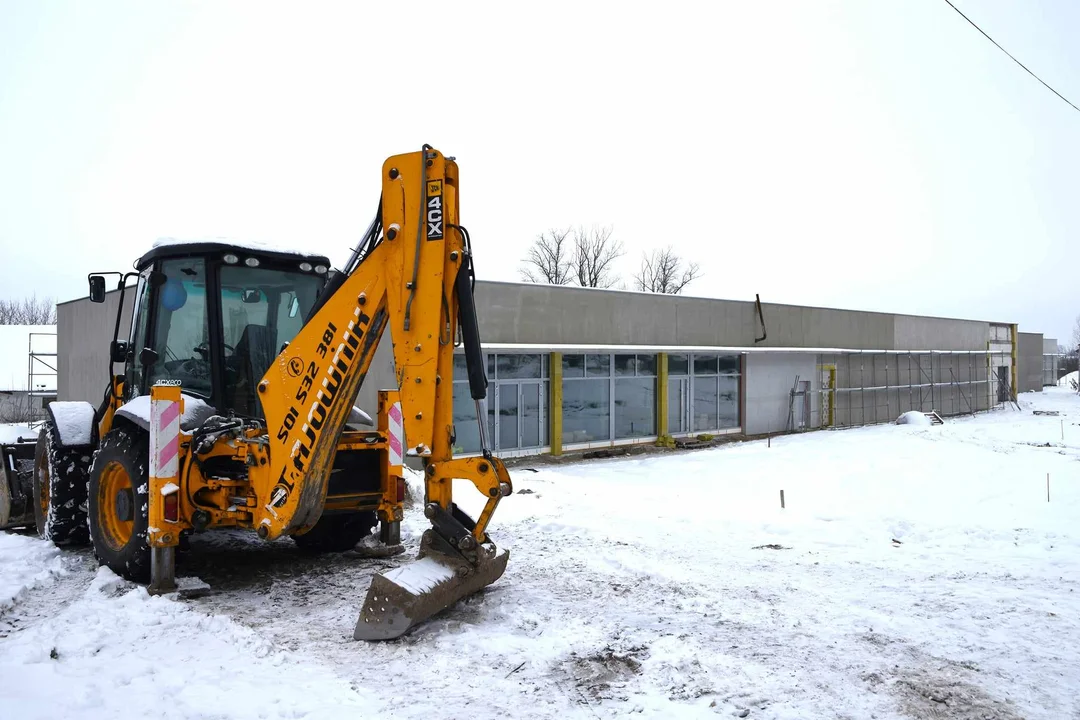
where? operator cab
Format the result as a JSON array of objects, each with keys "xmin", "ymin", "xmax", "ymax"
[{"xmin": 90, "ymin": 241, "xmax": 331, "ymax": 419}]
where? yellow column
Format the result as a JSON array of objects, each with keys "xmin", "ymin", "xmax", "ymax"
[
  {"xmin": 657, "ymin": 353, "xmax": 669, "ymax": 437},
  {"xmin": 550, "ymin": 353, "xmax": 563, "ymax": 456}
]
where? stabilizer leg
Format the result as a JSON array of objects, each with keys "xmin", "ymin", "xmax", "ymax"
[
  {"xmin": 380, "ymin": 520, "xmax": 401, "ymax": 545},
  {"xmin": 148, "ymin": 546, "xmax": 177, "ymax": 595}
]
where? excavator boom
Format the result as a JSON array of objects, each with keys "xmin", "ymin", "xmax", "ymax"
[{"xmin": 253, "ymin": 146, "xmax": 511, "ymax": 639}]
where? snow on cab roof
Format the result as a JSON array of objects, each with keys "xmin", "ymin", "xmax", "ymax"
[
  {"xmin": 151, "ymin": 236, "xmax": 331, "ymax": 260},
  {"xmin": 0, "ymin": 325, "xmax": 56, "ymax": 392}
]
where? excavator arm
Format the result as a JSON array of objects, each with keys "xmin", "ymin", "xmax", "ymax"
[{"xmin": 254, "ymin": 146, "xmax": 511, "ymax": 639}]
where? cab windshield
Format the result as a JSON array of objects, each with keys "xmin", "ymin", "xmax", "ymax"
[
  {"xmin": 220, "ymin": 264, "xmax": 322, "ymax": 417},
  {"xmin": 140, "ymin": 257, "xmax": 212, "ymax": 397}
]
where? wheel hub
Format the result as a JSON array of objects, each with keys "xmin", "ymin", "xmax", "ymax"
[
  {"xmin": 115, "ymin": 488, "xmax": 134, "ymax": 522},
  {"xmin": 98, "ymin": 460, "xmax": 135, "ymax": 551}
]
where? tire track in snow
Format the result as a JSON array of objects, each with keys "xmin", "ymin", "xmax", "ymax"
[{"xmin": 0, "ymin": 534, "xmax": 96, "ymax": 640}]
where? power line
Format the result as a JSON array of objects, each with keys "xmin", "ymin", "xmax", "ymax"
[{"xmin": 942, "ymin": 0, "xmax": 1080, "ymax": 115}]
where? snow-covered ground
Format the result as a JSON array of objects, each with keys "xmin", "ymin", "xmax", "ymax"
[{"xmin": 2, "ymin": 389, "xmax": 1079, "ymax": 719}]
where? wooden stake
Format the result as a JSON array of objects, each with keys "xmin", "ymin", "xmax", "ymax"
[
  {"xmin": 768, "ymin": 435, "xmax": 771, "ymax": 448},
  {"xmin": 780, "ymin": 489, "xmax": 786, "ymax": 509}
]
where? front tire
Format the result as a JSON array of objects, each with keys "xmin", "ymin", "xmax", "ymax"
[
  {"xmin": 88, "ymin": 428, "xmax": 151, "ymax": 582},
  {"xmin": 291, "ymin": 512, "xmax": 376, "ymax": 553},
  {"xmin": 33, "ymin": 419, "xmax": 91, "ymax": 545}
]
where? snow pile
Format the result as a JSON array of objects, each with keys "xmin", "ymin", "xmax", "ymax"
[
  {"xmin": 0, "ymin": 424, "xmax": 38, "ymax": 444},
  {"xmin": 0, "ymin": 562, "xmax": 370, "ymax": 719},
  {"xmin": 153, "ymin": 236, "xmax": 329, "ymax": 261},
  {"xmin": 115, "ymin": 394, "xmax": 216, "ymax": 431},
  {"xmin": 1059, "ymin": 370, "xmax": 1078, "ymax": 389},
  {"xmin": 47, "ymin": 402, "xmax": 95, "ymax": 445},
  {"xmin": 894, "ymin": 410, "xmax": 931, "ymax": 426},
  {"xmin": 381, "ymin": 555, "xmax": 455, "ymax": 595},
  {"xmin": 0, "ymin": 533, "xmax": 62, "ymax": 612}
]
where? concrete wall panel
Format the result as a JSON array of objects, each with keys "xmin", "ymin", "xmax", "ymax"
[
  {"xmin": 480, "ymin": 282, "xmax": 920, "ymax": 351},
  {"xmin": 58, "ymin": 289, "xmax": 134, "ymax": 404},
  {"xmin": 355, "ymin": 333, "xmax": 397, "ymax": 417},
  {"xmin": 476, "ymin": 283, "xmax": 682, "ymax": 346},
  {"xmin": 743, "ymin": 353, "xmax": 818, "ymax": 435},
  {"xmin": 893, "ymin": 315, "xmax": 988, "ymax": 351},
  {"xmin": 1018, "ymin": 332, "xmax": 1043, "ymax": 394}
]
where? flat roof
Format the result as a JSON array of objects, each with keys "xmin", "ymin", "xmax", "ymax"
[
  {"xmin": 479, "ymin": 342, "xmax": 1010, "ymax": 356},
  {"xmin": 479, "ymin": 279, "xmax": 1016, "ymax": 327}
]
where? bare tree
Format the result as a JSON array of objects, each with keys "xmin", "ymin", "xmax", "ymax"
[
  {"xmin": 633, "ymin": 247, "xmax": 701, "ymax": 294},
  {"xmin": 1073, "ymin": 314, "xmax": 1080, "ymax": 353},
  {"xmin": 519, "ymin": 228, "xmax": 574, "ymax": 285},
  {"xmin": 572, "ymin": 225, "xmax": 624, "ymax": 289},
  {"xmin": 0, "ymin": 295, "xmax": 57, "ymax": 325}
]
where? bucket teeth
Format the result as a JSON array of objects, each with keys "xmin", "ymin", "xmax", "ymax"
[{"xmin": 354, "ymin": 547, "xmax": 509, "ymax": 641}]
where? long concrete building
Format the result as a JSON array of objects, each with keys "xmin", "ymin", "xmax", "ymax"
[{"xmin": 56, "ymin": 278, "xmax": 1050, "ymax": 459}]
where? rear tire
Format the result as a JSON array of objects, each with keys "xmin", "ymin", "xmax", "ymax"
[
  {"xmin": 33, "ymin": 419, "xmax": 91, "ymax": 545},
  {"xmin": 88, "ymin": 428, "xmax": 151, "ymax": 583},
  {"xmin": 291, "ymin": 512, "xmax": 376, "ymax": 553}
]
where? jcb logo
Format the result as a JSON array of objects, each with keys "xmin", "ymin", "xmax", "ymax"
[{"xmin": 426, "ymin": 179, "xmax": 443, "ymax": 240}]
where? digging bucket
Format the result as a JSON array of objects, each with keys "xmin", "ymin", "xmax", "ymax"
[{"xmin": 353, "ymin": 538, "xmax": 508, "ymax": 641}]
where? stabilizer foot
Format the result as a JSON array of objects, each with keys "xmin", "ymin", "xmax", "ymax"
[{"xmin": 147, "ymin": 546, "xmax": 177, "ymax": 595}]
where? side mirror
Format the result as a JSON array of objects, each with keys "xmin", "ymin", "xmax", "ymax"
[
  {"xmin": 89, "ymin": 275, "xmax": 106, "ymax": 303},
  {"xmin": 288, "ymin": 296, "xmax": 300, "ymax": 318},
  {"xmin": 139, "ymin": 347, "xmax": 159, "ymax": 368},
  {"xmin": 242, "ymin": 288, "xmax": 262, "ymax": 304}
]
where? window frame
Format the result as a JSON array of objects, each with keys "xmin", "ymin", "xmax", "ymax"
[
  {"xmin": 452, "ymin": 351, "xmax": 550, "ymax": 457},
  {"xmin": 563, "ymin": 353, "xmax": 661, "ymax": 449}
]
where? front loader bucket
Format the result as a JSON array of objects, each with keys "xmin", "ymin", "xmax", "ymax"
[{"xmin": 354, "ymin": 544, "xmax": 509, "ymax": 641}]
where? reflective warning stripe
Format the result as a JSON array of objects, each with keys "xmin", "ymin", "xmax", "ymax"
[
  {"xmin": 151, "ymin": 395, "xmax": 181, "ymax": 479},
  {"xmin": 387, "ymin": 402, "xmax": 404, "ymax": 468}
]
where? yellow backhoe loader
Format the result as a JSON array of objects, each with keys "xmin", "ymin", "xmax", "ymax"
[{"xmin": 30, "ymin": 145, "xmax": 511, "ymax": 639}]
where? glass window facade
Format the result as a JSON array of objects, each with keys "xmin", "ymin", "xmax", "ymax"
[
  {"xmin": 452, "ymin": 382, "xmax": 493, "ymax": 455},
  {"xmin": 669, "ymin": 353, "xmax": 689, "ymax": 376},
  {"xmin": 563, "ymin": 354, "xmax": 611, "ymax": 443},
  {"xmin": 586, "ymin": 354, "xmax": 610, "ymax": 377},
  {"xmin": 562, "ymin": 377, "xmax": 610, "ymax": 443},
  {"xmin": 562, "ymin": 354, "xmax": 585, "ymax": 378},
  {"xmin": 670, "ymin": 353, "xmax": 741, "ymax": 434},
  {"xmin": 669, "ymin": 376, "xmax": 690, "ymax": 435},
  {"xmin": 563, "ymin": 353, "xmax": 658, "ymax": 444},
  {"xmin": 615, "ymin": 377, "xmax": 655, "ymax": 438},
  {"xmin": 454, "ymin": 351, "xmax": 737, "ymax": 454},
  {"xmin": 453, "ymin": 353, "xmax": 547, "ymax": 454}
]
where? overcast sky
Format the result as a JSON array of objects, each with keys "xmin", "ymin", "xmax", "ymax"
[{"xmin": 1, "ymin": 0, "xmax": 1077, "ymax": 342}]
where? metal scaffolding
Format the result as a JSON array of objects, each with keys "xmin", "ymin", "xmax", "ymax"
[
  {"xmin": 26, "ymin": 331, "xmax": 57, "ymax": 428},
  {"xmin": 815, "ymin": 349, "xmax": 1012, "ymax": 429}
]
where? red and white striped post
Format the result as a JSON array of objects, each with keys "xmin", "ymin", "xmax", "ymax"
[
  {"xmin": 387, "ymin": 400, "xmax": 404, "ymax": 470},
  {"xmin": 148, "ymin": 381, "xmax": 182, "ymax": 594},
  {"xmin": 378, "ymin": 390, "xmax": 405, "ymax": 546}
]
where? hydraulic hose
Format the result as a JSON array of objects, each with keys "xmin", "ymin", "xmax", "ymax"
[{"xmin": 403, "ymin": 143, "xmax": 433, "ymax": 331}]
